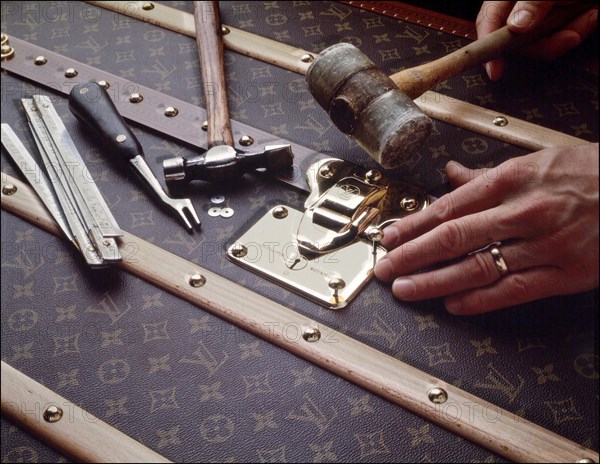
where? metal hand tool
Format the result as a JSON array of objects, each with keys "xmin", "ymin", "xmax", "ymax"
[
  {"xmin": 162, "ymin": 0, "xmax": 294, "ymax": 186},
  {"xmin": 68, "ymin": 82, "xmax": 201, "ymax": 232}
]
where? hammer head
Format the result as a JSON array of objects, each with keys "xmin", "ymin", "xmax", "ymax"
[{"xmin": 306, "ymin": 43, "xmax": 432, "ymax": 169}]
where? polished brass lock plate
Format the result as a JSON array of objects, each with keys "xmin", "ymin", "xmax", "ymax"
[{"xmin": 227, "ymin": 205, "xmax": 386, "ymax": 309}]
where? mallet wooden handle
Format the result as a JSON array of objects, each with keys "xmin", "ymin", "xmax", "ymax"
[
  {"xmin": 193, "ymin": 1, "xmax": 234, "ymax": 148},
  {"xmin": 391, "ymin": 3, "xmax": 595, "ymax": 99}
]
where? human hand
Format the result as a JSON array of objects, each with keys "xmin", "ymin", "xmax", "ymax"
[
  {"xmin": 476, "ymin": 1, "xmax": 598, "ymax": 80},
  {"xmin": 374, "ymin": 143, "xmax": 599, "ymax": 315}
]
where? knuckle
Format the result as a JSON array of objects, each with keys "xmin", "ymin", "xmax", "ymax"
[
  {"xmin": 437, "ymin": 221, "xmax": 465, "ymax": 251},
  {"xmin": 470, "ymin": 251, "xmax": 497, "ymax": 283},
  {"xmin": 506, "ymin": 275, "xmax": 530, "ymax": 302},
  {"xmin": 433, "ymin": 194, "xmax": 458, "ymax": 224}
]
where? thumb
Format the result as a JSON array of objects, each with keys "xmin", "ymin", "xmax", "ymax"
[
  {"xmin": 445, "ymin": 161, "xmax": 485, "ymax": 188},
  {"xmin": 508, "ymin": 1, "xmax": 553, "ymax": 32}
]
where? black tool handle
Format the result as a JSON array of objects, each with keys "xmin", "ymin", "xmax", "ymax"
[{"xmin": 69, "ymin": 82, "xmax": 143, "ymax": 160}]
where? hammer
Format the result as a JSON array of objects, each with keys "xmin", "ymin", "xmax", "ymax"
[
  {"xmin": 306, "ymin": 4, "xmax": 594, "ymax": 169},
  {"xmin": 163, "ymin": 1, "xmax": 293, "ymax": 185}
]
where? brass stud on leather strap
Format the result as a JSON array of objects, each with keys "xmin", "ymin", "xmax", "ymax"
[
  {"xmin": 97, "ymin": 80, "xmax": 110, "ymax": 89},
  {"xmin": 189, "ymin": 274, "xmax": 206, "ymax": 288},
  {"xmin": 164, "ymin": 106, "xmax": 178, "ymax": 117},
  {"xmin": 302, "ymin": 327, "xmax": 321, "ymax": 342},
  {"xmin": 34, "ymin": 56, "xmax": 47, "ymax": 65},
  {"xmin": 201, "ymin": 120, "xmax": 208, "ymax": 131},
  {"xmin": 142, "ymin": 2, "xmax": 154, "ymax": 10},
  {"xmin": 2, "ymin": 184, "xmax": 17, "ymax": 195},
  {"xmin": 64, "ymin": 68, "xmax": 78, "ymax": 78},
  {"xmin": 239, "ymin": 135, "xmax": 254, "ymax": 146},
  {"xmin": 129, "ymin": 93, "xmax": 143, "ymax": 103},
  {"xmin": 1, "ymin": 44, "xmax": 15, "ymax": 61},
  {"xmin": 300, "ymin": 53, "xmax": 314, "ymax": 63},
  {"xmin": 230, "ymin": 243, "xmax": 248, "ymax": 258},
  {"xmin": 493, "ymin": 115, "xmax": 508, "ymax": 127}
]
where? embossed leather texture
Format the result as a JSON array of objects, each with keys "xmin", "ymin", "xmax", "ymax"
[{"xmin": 1, "ymin": 2, "xmax": 598, "ymax": 462}]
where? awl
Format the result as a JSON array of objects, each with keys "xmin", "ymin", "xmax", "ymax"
[{"xmin": 68, "ymin": 82, "xmax": 200, "ymax": 231}]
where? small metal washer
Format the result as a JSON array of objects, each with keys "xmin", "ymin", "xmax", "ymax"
[
  {"xmin": 211, "ymin": 195, "xmax": 225, "ymax": 204},
  {"xmin": 220, "ymin": 207, "xmax": 234, "ymax": 218},
  {"xmin": 208, "ymin": 207, "xmax": 222, "ymax": 217}
]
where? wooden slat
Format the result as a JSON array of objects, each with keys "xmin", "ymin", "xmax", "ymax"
[
  {"xmin": 1, "ymin": 361, "xmax": 171, "ymax": 463},
  {"xmin": 2, "ymin": 173, "xmax": 598, "ymax": 464},
  {"xmin": 88, "ymin": 1, "xmax": 590, "ymax": 151}
]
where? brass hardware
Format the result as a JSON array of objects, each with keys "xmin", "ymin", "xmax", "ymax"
[
  {"xmin": 1, "ymin": 44, "xmax": 15, "ymax": 61},
  {"xmin": 328, "ymin": 277, "xmax": 346, "ymax": 305},
  {"xmin": 221, "ymin": 25, "xmax": 230, "ymax": 35},
  {"xmin": 34, "ymin": 56, "xmax": 47, "ymax": 65},
  {"xmin": 97, "ymin": 80, "xmax": 110, "ymax": 89},
  {"xmin": 239, "ymin": 135, "xmax": 254, "ymax": 146},
  {"xmin": 189, "ymin": 274, "xmax": 206, "ymax": 288},
  {"xmin": 303, "ymin": 327, "xmax": 321, "ymax": 342},
  {"xmin": 400, "ymin": 196, "xmax": 418, "ymax": 211},
  {"xmin": 1, "ymin": 33, "xmax": 7, "ymax": 45},
  {"xmin": 428, "ymin": 387, "xmax": 448, "ymax": 404},
  {"xmin": 64, "ymin": 68, "xmax": 78, "ymax": 78},
  {"xmin": 365, "ymin": 170, "xmax": 382, "ymax": 184},
  {"xmin": 43, "ymin": 405, "xmax": 63, "ymax": 423},
  {"xmin": 142, "ymin": 2, "xmax": 154, "ymax": 10},
  {"xmin": 575, "ymin": 459, "xmax": 595, "ymax": 463},
  {"xmin": 116, "ymin": 135, "xmax": 127, "ymax": 143},
  {"xmin": 164, "ymin": 106, "xmax": 178, "ymax": 117},
  {"xmin": 493, "ymin": 116, "xmax": 508, "ymax": 127},
  {"xmin": 319, "ymin": 164, "xmax": 335, "ymax": 179},
  {"xmin": 202, "ymin": 120, "xmax": 208, "ymax": 131},
  {"xmin": 2, "ymin": 184, "xmax": 17, "ymax": 195},
  {"xmin": 272, "ymin": 206, "xmax": 288, "ymax": 219},
  {"xmin": 129, "ymin": 93, "xmax": 143, "ymax": 103},
  {"xmin": 230, "ymin": 243, "xmax": 248, "ymax": 258},
  {"xmin": 301, "ymin": 53, "xmax": 314, "ymax": 63},
  {"xmin": 365, "ymin": 227, "xmax": 383, "ymax": 242}
]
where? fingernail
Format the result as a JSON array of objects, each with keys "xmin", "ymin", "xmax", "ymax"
[
  {"xmin": 484, "ymin": 62, "xmax": 492, "ymax": 79},
  {"xmin": 509, "ymin": 9, "xmax": 533, "ymax": 29},
  {"xmin": 392, "ymin": 278, "xmax": 416, "ymax": 300},
  {"xmin": 590, "ymin": 9, "xmax": 598, "ymax": 27},
  {"xmin": 374, "ymin": 258, "xmax": 393, "ymax": 281},
  {"xmin": 380, "ymin": 226, "xmax": 398, "ymax": 248},
  {"xmin": 445, "ymin": 297, "xmax": 463, "ymax": 314}
]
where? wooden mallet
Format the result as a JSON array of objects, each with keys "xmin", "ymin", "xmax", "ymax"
[{"xmin": 306, "ymin": 4, "xmax": 595, "ymax": 168}]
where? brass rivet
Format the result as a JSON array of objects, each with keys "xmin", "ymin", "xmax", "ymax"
[
  {"xmin": 34, "ymin": 56, "xmax": 47, "ymax": 65},
  {"xmin": 400, "ymin": 197, "xmax": 418, "ymax": 211},
  {"xmin": 201, "ymin": 121, "xmax": 208, "ymax": 131},
  {"xmin": 43, "ymin": 405, "xmax": 63, "ymax": 423},
  {"xmin": 64, "ymin": 68, "xmax": 78, "ymax": 78},
  {"xmin": 1, "ymin": 44, "xmax": 15, "ymax": 61},
  {"xmin": 365, "ymin": 227, "xmax": 383, "ymax": 242},
  {"xmin": 239, "ymin": 135, "xmax": 254, "ymax": 146},
  {"xmin": 319, "ymin": 164, "xmax": 335, "ymax": 179},
  {"xmin": 129, "ymin": 93, "xmax": 143, "ymax": 103},
  {"xmin": 2, "ymin": 184, "xmax": 17, "ymax": 195},
  {"xmin": 97, "ymin": 80, "xmax": 110, "ymax": 89},
  {"xmin": 164, "ymin": 106, "xmax": 178, "ymax": 117},
  {"xmin": 328, "ymin": 277, "xmax": 345, "ymax": 304},
  {"xmin": 231, "ymin": 243, "xmax": 248, "ymax": 258},
  {"xmin": 493, "ymin": 116, "xmax": 508, "ymax": 127},
  {"xmin": 221, "ymin": 25, "xmax": 230, "ymax": 35},
  {"xmin": 1, "ymin": 33, "xmax": 7, "ymax": 45},
  {"xmin": 428, "ymin": 387, "xmax": 448, "ymax": 404},
  {"xmin": 79, "ymin": 87, "xmax": 89, "ymax": 95},
  {"xmin": 365, "ymin": 169, "xmax": 382, "ymax": 184},
  {"xmin": 142, "ymin": 2, "xmax": 154, "ymax": 10},
  {"xmin": 303, "ymin": 327, "xmax": 321, "ymax": 342},
  {"xmin": 189, "ymin": 274, "xmax": 206, "ymax": 288},
  {"xmin": 300, "ymin": 53, "xmax": 314, "ymax": 63},
  {"xmin": 272, "ymin": 206, "xmax": 288, "ymax": 219},
  {"xmin": 116, "ymin": 134, "xmax": 127, "ymax": 143}
]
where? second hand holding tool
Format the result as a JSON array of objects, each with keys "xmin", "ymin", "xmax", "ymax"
[{"xmin": 68, "ymin": 82, "xmax": 201, "ymax": 231}]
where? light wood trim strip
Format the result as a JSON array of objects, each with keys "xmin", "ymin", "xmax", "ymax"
[
  {"xmin": 2, "ymin": 173, "xmax": 597, "ymax": 464},
  {"xmin": 1, "ymin": 361, "xmax": 171, "ymax": 463},
  {"xmin": 88, "ymin": 1, "xmax": 590, "ymax": 151}
]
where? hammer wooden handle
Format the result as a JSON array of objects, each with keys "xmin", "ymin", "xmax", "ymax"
[
  {"xmin": 193, "ymin": 1, "xmax": 234, "ymax": 148},
  {"xmin": 391, "ymin": 3, "xmax": 595, "ymax": 99}
]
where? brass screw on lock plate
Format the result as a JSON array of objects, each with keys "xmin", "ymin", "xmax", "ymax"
[
  {"xmin": 231, "ymin": 243, "xmax": 248, "ymax": 258},
  {"xmin": 2, "ymin": 184, "xmax": 17, "ymax": 195},
  {"xmin": 239, "ymin": 135, "xmax": 254, "ymax": 146},
  {"xmin": 129, "ymin": 93, "xmax": 143, "ymax": 103},
  {"xmin": 328, "ymin": 277, "xmax": 346, "ymax": 304},
  {"xmin": 365, "ymin": 169, "xmax": 382, "ymax": 184},
  {"xmin": 164, "ymin": 107, "xmax": 178, "ymax": 117},
  {"xmin": 201, "ymin": 121, "xmax": 208, "ymax": 131},
  {"xmin": 34, "ymin": 56, "xmax": 47, "ymax": 65},
  {"xmin": 272, "ymin": 206, "xmax": 288, "ymax": 219},
  {"xmin": 319, "ymin": 164, "xmax": 335, "ymax": 179},
  {"xmin": 43, "ymin": 405, "xmax": 63, "ymax": 423},
  {"xmin": 64, "ymin": 68, "xmax": 78, "ymax": 78},
  {"xmin": 400, "ymin": 196, "xmax": 418, "ymax": 211}
]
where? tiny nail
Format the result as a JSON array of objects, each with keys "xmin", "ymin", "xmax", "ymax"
[{"xmin": 393, "ymin": 278, "xmax": 416, "ymax": 300}]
